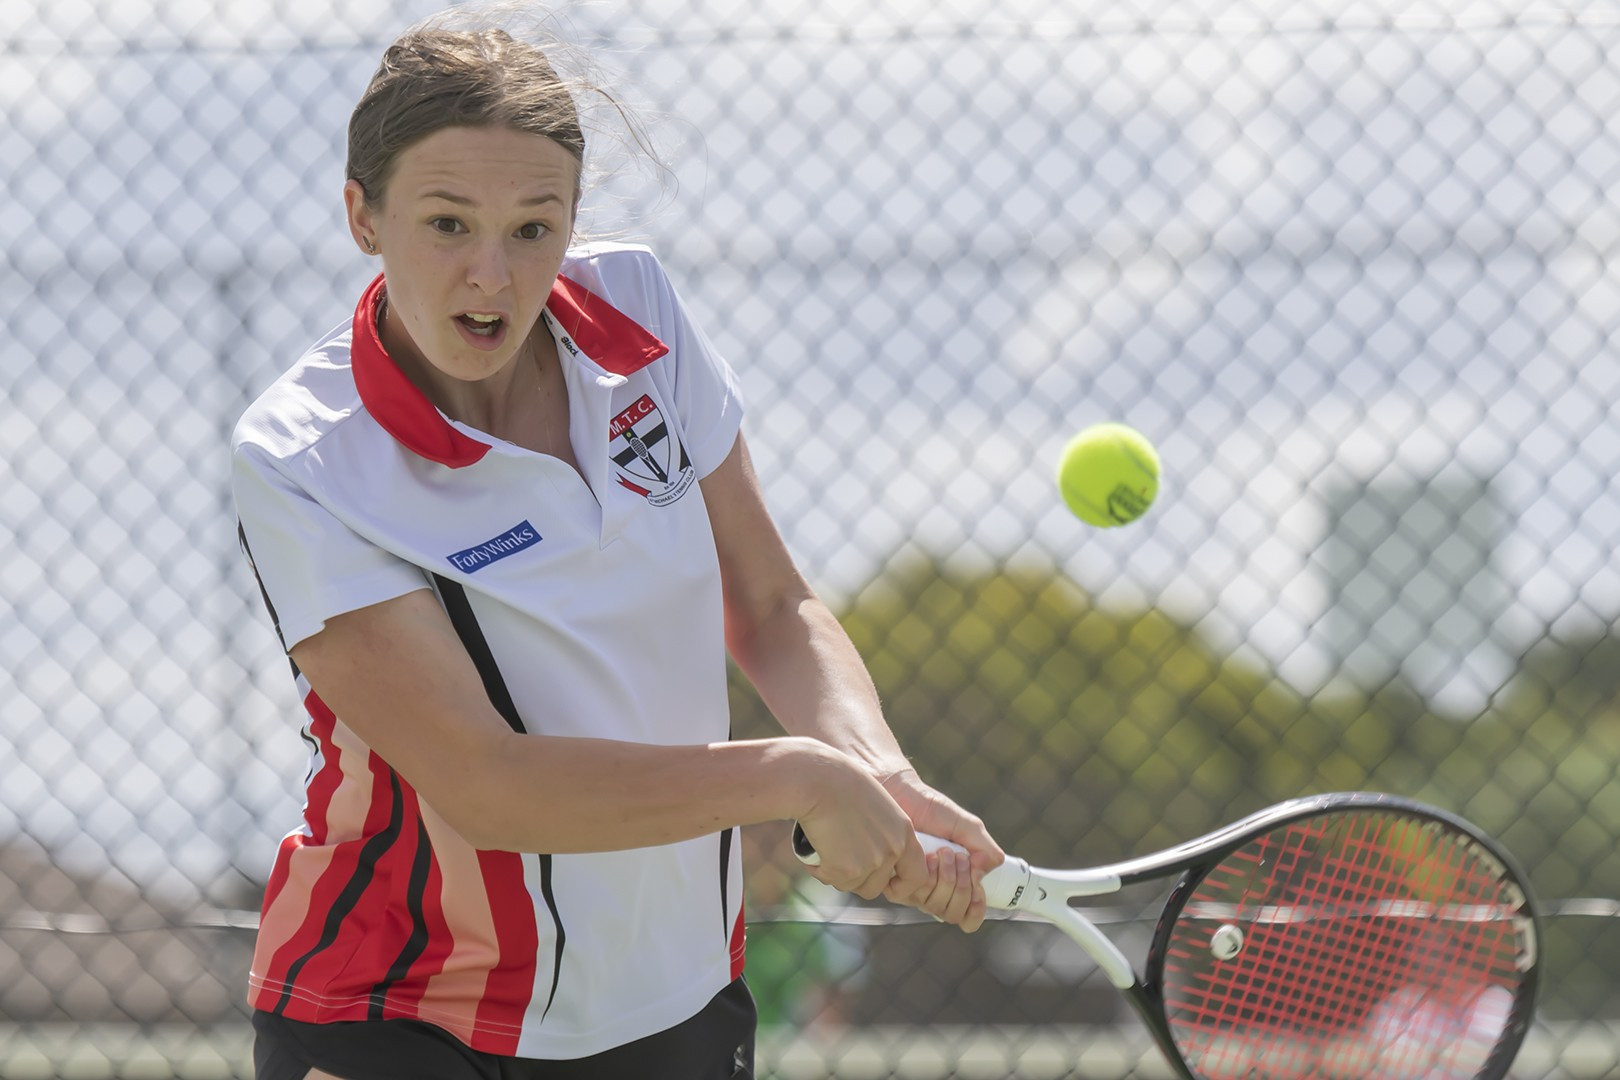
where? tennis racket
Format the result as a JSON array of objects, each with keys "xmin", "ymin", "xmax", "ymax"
[{"xmin": 794, "ymin": 791, "xmax": 1539, "ymax": 1080}]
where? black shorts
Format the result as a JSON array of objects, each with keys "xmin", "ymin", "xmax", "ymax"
[{"xmin": 252, "ymin": 977, "xmax": 756, "ymax": 1080}]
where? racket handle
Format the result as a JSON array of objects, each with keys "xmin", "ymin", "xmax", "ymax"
[
  {"xmin": 792, "ymin": 823, "xmax": 963, "ymax": 866},
  {"xmin": 791, "ymin": 824, "xmax": 1032, "ymax": 910}
]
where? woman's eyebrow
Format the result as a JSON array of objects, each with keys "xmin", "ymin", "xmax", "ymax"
[{"xmin": 419, "ymin": 190, "xmax": 565, "ymax": 207}]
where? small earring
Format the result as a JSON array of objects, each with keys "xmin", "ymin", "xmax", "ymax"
[{"xmin": 363, "ymin": 237, "xmax": 377, "ymax": 254}]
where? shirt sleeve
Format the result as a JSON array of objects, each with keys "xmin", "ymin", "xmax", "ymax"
[
  {"xmin": 638, "ymin": 254, "xmax": 747, "ymax": 479},
  {"xmin": 232, "ymin": 442, "xmax": 429, "ymax": 652}
]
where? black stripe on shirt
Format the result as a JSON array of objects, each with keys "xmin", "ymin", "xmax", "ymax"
[
  {"xmin": 368, "ymin": 814, "xmax": 435, "ymax": 1019},
  {"xmin": 538, "ymin": 855, "xmax": 567, "ymax": 1021},
  {"xmin": 432, "ymin": 574, "xmax": 526, "ymax": 734},
  {"xmin": 238, "ymin": 521, "xmax": 299, "ymax": 679},
  {"xmin": 273, "ymin": 769, "xmax": 405, "ymax": 1014}
]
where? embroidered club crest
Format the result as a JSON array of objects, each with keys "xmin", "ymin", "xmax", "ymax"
[{"xmin": 610, "ymin": 394, "xmax": 695, "ymax": 506}]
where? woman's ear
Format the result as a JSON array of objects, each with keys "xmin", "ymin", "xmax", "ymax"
[{"xmin": 344, "ymin": 179, "xmax": 379, "ymax": 256}]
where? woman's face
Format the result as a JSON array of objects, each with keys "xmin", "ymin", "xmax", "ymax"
[{"xmin": 345, "ymin": 125, "xmax": 577, "ymax": 383}]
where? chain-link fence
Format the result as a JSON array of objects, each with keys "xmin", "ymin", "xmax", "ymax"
[{"xmin": 5, "ymin": 0, "xmax": 1620, "ymax": 1076}]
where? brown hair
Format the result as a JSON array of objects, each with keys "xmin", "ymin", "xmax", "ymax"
[{"xmin": 346, "ymin": 24, "xmax": 588, "ymax": 208}]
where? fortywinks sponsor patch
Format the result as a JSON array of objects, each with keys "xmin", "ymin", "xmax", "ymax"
[{"xmin": 447, "ymin": 520, "xmax": 542, "ymax": 573}]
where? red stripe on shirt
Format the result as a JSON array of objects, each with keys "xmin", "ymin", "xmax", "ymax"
[
  {"xmin": 729, "ymin": 902, "xmax": 747, "ymax": 982},
  {"xmin": 469, "ymin": 848, "xmax": 541, "ymax": 1054},
  {"xmin": 254, "ymin": 696, "xmax": 405, "ymax": 1020},
  {"xmin": 300, "ymin": 695, "xmax": 344, "ymax": 846},
  {"xmin": 293, "ymin": 750, "xmax": 418, "ymax": 1019}
]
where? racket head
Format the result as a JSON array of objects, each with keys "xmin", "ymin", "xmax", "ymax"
[{"xmin": 1139, "ymin": 796, "xmax": 1538, "ymax": 1080}]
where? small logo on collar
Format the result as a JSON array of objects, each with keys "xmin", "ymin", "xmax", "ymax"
[
  {"xmin": 448, "ymin": 520, "xmax": 542, "ymax": 573},
  {"xmin": 610, "ymin": 394, "xmax": 695, "ymax": 506}
]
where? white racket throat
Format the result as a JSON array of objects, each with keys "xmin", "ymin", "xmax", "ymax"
[
  {"xmin": 917, "ymin": 834, "xmax": 1138, "ymax": 989},
  {"xmin": 799, "ymin": 830, "xmax": 1139, "ymax": 989}
]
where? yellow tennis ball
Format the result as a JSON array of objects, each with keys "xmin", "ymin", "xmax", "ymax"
[{"xmin": 1056, "ymin": 423, "xmax": 1160, "ymax": 527}]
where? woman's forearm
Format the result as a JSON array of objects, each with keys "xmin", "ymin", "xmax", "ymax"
[
  {"xmin": 726, "ymin": 591, "xmax": 910, "ymax": 777},
  {"xmin": 433, "ymin": 731, "xmax": 839, "ymax": 853}
]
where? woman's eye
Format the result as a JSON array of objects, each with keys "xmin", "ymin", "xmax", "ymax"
[
  {"xmin": 430, "ymin": 217, "xmax": 463, "ymax": 234},
  {"xmin": 517, "ymin": 223, "xmax": 546, "ymax": 241}
]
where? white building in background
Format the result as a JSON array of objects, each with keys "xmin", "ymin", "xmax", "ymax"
[{"xmin": 1316, "ymin": 470, "xmax": 1511, "ymax": 709}]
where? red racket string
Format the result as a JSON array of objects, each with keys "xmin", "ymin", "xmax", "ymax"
[{"xmin": 1158, "ymin": 811, "xmax": 1527, "ymax": 1079}]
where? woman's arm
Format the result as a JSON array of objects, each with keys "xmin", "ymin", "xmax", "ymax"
[
  {"xmin": 289, "ymin": 587, "xmax": 912, "ymax": 898},
  {"xmin": 700, "ymin": 433, "xmax": 1005, "ymax": 928}
]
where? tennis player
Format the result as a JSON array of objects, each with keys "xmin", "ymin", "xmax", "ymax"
[{"xmin": 230, "ymin": 14, "xmax": 1003, "ymax": 1080}]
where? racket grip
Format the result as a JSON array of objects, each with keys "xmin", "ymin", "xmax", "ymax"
[
  {"xmin": 791, "ymin": 823, "xmax": 1032, "ymax": 910},
  {"xmin": 792, "ymin": 823, "xmax": 962, "ymax": 866}
]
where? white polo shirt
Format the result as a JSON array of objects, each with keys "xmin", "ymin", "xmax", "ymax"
[{"xmin": 231, "ymin": 243, "xmax": 747, "ymax": 1059}]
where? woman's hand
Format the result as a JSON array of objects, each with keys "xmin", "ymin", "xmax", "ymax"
[
  {"xmin": 879, "ymin": 769, "xmax": 1005, "ymax": 932},
  {"xmin": 792, "ymin": 744, "xmax": 932, "ymax": 903}
]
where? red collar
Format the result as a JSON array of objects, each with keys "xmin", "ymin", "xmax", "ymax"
[{"xmin": 350, "ymin": 273, "xmax": 671, "ymax": 468}]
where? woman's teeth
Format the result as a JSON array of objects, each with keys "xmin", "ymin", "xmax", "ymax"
[{"xmin": 460, "ymin": 314, "xmax": 501, "ymax": 336}]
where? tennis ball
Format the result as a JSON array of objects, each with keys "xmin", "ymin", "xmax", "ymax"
[
  {"xmin": 1209, "ymin": 924, "xmax": 1244, "ymax": 961},
  {"xmin": 1056, "ymin": 423, "xmax": 1160, "ymax": 527}
]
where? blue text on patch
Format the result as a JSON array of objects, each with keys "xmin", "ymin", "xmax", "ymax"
[{"xmin": 448, "ymin": 521, "xmax": 542, "ymax": 573}]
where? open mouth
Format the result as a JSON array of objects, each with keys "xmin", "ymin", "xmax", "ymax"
[{"xmin": 458, "ymin": 313, "xmax": 504, "ymax": 337}]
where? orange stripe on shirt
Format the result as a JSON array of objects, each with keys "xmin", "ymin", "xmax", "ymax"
[{"xmin": 407, "ymin": 799, "xmax": 505, "ymax": 1045}]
